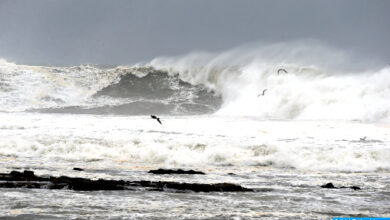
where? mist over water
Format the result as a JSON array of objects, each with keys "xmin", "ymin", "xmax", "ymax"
[{"xmin": 148, "ymin": 42, "xmax": 390, "ymax": 122}]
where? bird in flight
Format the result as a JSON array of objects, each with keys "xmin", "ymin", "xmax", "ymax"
[
  {"xmin": 258, "ymin": 89, "xmax": 267, "ymax": 97},
  {"xmin": 277, "ymin": 68, "xmax": 288, "ymax": 75},
  {"xmin": 150, "ymin": 115, "xmax": 162, "ymax": 125}
]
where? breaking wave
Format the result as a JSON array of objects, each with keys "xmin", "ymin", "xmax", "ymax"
[
  {"xmin": 0, "ymin": 60, "xmax": 221, "ymax": 115},
  {"xmin": 1, "ymin": 41, "xmax": 390, "ymax": 122}
]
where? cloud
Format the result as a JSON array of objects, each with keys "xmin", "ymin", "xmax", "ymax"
[{"xmin": 0, "ymin": 0, "xmax": 389, "ymax": 65}]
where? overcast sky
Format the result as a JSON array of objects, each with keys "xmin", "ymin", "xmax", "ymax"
[{"xmin": 0, "ymin": 0, "xmax": 389, "ymax": 65}]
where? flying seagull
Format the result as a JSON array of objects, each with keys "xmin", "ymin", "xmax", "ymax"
[
  {"xmin": 150, "ymin": 115, "xmax": 162, "ymax": 125},
  {"xmin": 360, "ymin": 136, "xmax": 367, "ymax": 141},
  {"xmin": 258, "ymin": 89, "xmax": 267, "ymax": 97},
  {"xmin": 277, "ymin": 68, "xmax": 288, "ymax": 75}
]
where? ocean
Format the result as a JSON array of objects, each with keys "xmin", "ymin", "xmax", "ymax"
[{"xmin": 0, "ymin": 49, "xmax": 389, "ymax": 219}]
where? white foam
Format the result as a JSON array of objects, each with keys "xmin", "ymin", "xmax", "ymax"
[
  {"xmin": 0, "ymin": 60, "xmax": 123, "ymax": 111},
  {"xmin": 149, "ymin": 42, "xmax": 390, "ymax": 123},
  {"xmin": 1, "ymin": 41, "xmax": 390, "ymax": 122},
  {"xmin": 1, "ymin": 113, "xmax": 389, "ymax": 173}
]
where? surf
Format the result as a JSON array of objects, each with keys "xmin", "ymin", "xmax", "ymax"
[{"xmin": 1, "ymin": 41, "xmax": 389, "ymax": 122}]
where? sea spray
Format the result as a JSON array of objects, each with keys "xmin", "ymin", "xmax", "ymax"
[
  {"xmin": 149, "ymin": 42, "xmax": 390, "ymax": 122},
  {"xmin": 1, "ymin": 41, "xmax": 390, "ymax": 122}
]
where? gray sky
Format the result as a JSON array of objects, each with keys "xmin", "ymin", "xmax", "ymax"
[{"xmin": 0, "ymin": 0, "xmax": 389, "ymax": 65}]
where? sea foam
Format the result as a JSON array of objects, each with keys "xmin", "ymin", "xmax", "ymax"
[{"xmin": 1, "ymin": 41, "xmax": 390, "ymax": 122}]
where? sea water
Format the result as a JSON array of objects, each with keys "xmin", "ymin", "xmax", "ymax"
[{"xmin": 0, "ymin": 44, "xmax": 389, "ymax": 219}]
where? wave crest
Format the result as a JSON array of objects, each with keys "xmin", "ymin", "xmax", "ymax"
[
  {"xmin": 147, "ymin": 42, "xmax": 390, "ymax": 122},
  {"xmin": 0, "ymin": 60, "xmax": 221, "ymax": 115},
  {"xmin": 1, "ymin": 41, "xmax": 390, "ymax": 122}
]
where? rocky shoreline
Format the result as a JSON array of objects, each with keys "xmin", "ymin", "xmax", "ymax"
[
  {"xmin": 0, "ymin": 170, "xmax": 362, "ymax": 193},
  {"xmin": 0, "ymin": 170, "xmax": 252, "ymax": 192}
]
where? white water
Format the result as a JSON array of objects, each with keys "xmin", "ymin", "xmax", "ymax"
[
  {"xmin": 1, "ymin": 43, "xmax": 390, "ymax": 219},
  {"xmin": 1, "ymin": 113, "xmax": 389, "ymax": 174},
  {"xmin": 149, "ymin": 44, "xmax": 390, "ymax": 123},
  {"xmin": 1, "ymin": 112, "xmax": 389, "ymax": 219},
  {"xmin": 2, "ymin": 42, "xmax": 390, "ymax": 122},
  {"xmin": 0, "ymin": 59, "xmax": 128, "ymax": 112}
]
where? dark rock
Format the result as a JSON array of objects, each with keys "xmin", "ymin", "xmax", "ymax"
[
  {"xmin": 340, "ymin": 186, "xmax": 361, "ymax": 190},
  {"xmin": 349, "ymin": 186, "xmax": 361, "ymax": 190},
  {"xmin": 3, "ymin": 170, "xmax": 48, "ymax": 181},
  {"xmin": 321, "ymin": 183, "xmax": 336, "ymax": 189},
  {"xmin": 321, "ymin": 182, "xmax": 361, "ymax": 190},
  {"xmin": 50, "ymin": 176, "xmax": 125, "ymax": 191},
  {"xmin": 148, "ymin": 168, "xmax": 205, "ymax": 175},
  {"xmin": 136, "ymin": 181, "xmax": 252, "ymax": 192},
  {"xmin": 130, "ymin": 181, "xmax": 252, "ymax": 192},
  {"xmin": 23, "ymin": 170, "xmax": 35, "ymax": 177},
  {"xmin": 0, "ymin": 181, "xmax": 44, "ymax": 189},
  {"xmin": 0, "ymin": 170, "xmax": 252, "ymax": 192},
  {"xmin": 73, "ymin": 168, "xmax": 84, "ymax": 171}
]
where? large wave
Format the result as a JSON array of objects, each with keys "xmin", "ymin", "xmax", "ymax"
[
  {"xmin": 148, "ymin": 42, "xmax": 390, "ymax": 122},
  {"xmin": 1, "ymin": 41, "xmax": 389, "ymax": 122},
  {"xmin": 0, "ymin": 60, "xmax": 221, "ymax": 115}
]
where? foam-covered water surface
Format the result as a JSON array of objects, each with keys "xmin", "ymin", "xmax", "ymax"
[
  {"xmin": 1, "ymin": 113, "xmax": 389, "ymax": 174},
  {"xmin": 0, "ymin": 112, "xmax": 389, "ymax": 219},
  {"xmin": 1, "ymin": 44, "xmax": 390, "ymax": 218}
]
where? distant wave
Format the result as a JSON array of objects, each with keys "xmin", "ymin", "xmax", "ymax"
[
  {"xmin": 0, "ymin": 60, "xmax": 221, "ymax": 115},
  {"xmin": 1, "ymin": 41, "xmax": 390, "ymax": 121}
]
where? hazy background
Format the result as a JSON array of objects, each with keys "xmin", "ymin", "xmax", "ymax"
[{"xmin": 0, "ymin": 0, "xmax": 389, "ymax": 66}]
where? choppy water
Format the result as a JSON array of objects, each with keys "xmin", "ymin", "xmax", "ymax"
[
  {"xmin": 1, "ymin": 44, "xmax": 390, "ymax": 219},
  {"xmin": 0, "ymin": 113, "xmax": 389, "ymax": 219}
]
